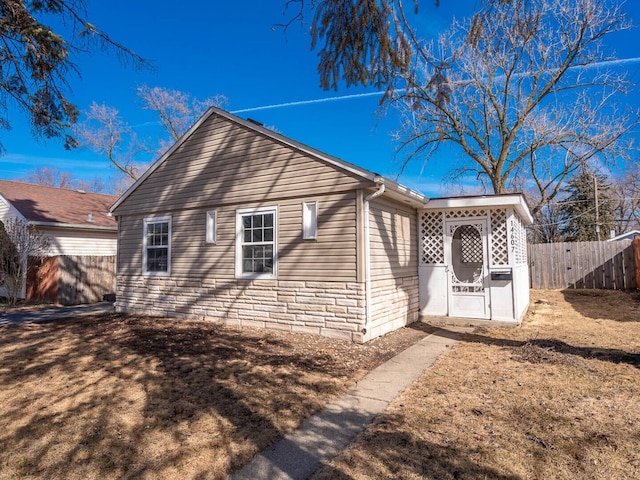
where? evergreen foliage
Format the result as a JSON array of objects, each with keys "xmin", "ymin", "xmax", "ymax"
[
  {"xmin": 0, "ymin": 0, "xmax": 148, "ymax": 153},
  {"xmin": 559, "ymin": 169, "xmax": 615, "ymax": 242}
]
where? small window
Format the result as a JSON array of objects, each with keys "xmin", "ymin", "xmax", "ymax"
[
  {"xmin": 206, "ymin": 210, "xmax": 217, "ymax": 244},
  {"xmin": 236, "ymin": 206, "xmax": 277, "ymax": 278},
  {"xmin": 143, "ymin": 216, "xmax": 171, "ymax": 276},
  {"xmin": 302, "ymin": 201, "xmax": 318, "ymax": 239}
]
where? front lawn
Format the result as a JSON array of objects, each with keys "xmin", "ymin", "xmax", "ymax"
[
  {"xmin": 0, "ymin": 313, "xmax": 428, "ymax": 479},
  {"xmin": 313, "ymin": 289, "xmax": 640, "ymax": 480}
]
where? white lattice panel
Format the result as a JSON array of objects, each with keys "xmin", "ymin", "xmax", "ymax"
[
  {"xmin": 445, "ymin": 208, "xmax": 487, "ymax": 219},
  {"xmin": 510, "ymin": 216, "xmax": 528, "ymax": 265},
  {"xmin": 490, "ymin": 209, "xmax": 509, "ymax": 265},
  {"xmin": 456, "ymin": 224, "xmax": 483, "ymax": 263},
  {"xmin": 420, "ymin": 211, "xmax": 444, "ymax": 264}
]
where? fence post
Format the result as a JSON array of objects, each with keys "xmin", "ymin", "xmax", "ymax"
[{"xmin": 634, "ymin": 236, "xmax": 640, "ymax": 290}]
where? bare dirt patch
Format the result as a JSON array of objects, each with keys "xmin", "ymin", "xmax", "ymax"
[
  {"xmin": 0, "ymin": 313, "xmax": 432, "ymax": 479},
  {"xmin": 313, "ymin": 289, "xmax": 640, "ymax": 480}
]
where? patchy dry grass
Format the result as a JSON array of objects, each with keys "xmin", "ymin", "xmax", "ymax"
[
  {"xmin": 313, "ymin": 289, "xmax": 640, "ymax": 480},
  {"xmin": 0, "ymin": 313, "xmax": 430, "ymax": 479}
]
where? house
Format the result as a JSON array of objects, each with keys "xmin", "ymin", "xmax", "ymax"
[
  {"xmin": 111, "ymin": 107, "xmax": 532, "ymax": 342},
  {"xmin": 608, "ymin": 230, "xmax": 640, "ymax": 242},
  {"xmin": 0, "ymin": 181, "xmax": 117, "ymax": 303}
]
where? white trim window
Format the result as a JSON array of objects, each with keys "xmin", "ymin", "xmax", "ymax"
[
  {"xmin": 143, "ymin": 216, "xmax": 171, "ymax": 275},
  {"xmin": 302, "ymin": 201, "xmax": 318, "ymax": 240},
  {"xmin": 206, "ymin": 210, "xmax": 217, "ymax": 244},
  {"xmin": 236, "ymin": 206, "xmax": 277, "ymax": 278}
]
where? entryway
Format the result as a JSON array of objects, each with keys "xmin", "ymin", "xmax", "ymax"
[
  {"xmin": 445, "ymin": 219, "xmax": 490, "ymax": 319},
  {"xmin": 418, "ymin": 195, "xmax": 533, "ymax": 324}
]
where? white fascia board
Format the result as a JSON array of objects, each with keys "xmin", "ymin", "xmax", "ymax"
[
  {"xmin": 608, "ymin": 230, "xmax": 640, "ymax": 242},
  {"xmin": 376, "ymin": 178, "xmax": 429, "ymax": 208},
  {"xmin": 425, "ymin": 194, "xmax": 534, "ymax": 224},
  {"xmin": 30, "ymin": 221, "xmax": 117, "ymax": 232}
]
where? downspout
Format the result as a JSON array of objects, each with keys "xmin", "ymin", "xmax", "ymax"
[{"xmin": 363, "ymin": 181, "xmax": 385, "ymax": 339}]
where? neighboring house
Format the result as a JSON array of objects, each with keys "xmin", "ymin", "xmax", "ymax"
[
  {"xmin": 112, "ymin": 107, "xmax": 532, "ymax": 342},
  {"xmin": 608, "ymin": 230, "xmax": 640, "ymax": 242},
  {"xmin": 0, "ymin": 181, "xmax": 117, "ymax": 302}
]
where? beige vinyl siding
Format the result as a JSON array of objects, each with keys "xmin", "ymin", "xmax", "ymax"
[
  {"xmin": 366, "ymin": 198, "xmax": 419, "ymax": 339},
  {"xmin": 114, "ymin": 115, "xmax": 371, "ymax": 216},
  {"xmin": 117, "ymin": 191, "xmax": 358, "ymax": 282},
  {"xmin": 368, "ymin": 198, "xmax": 418, "ymax": 280},
  {"xmin": 278, "ymin": 193, "xmax": 357, "ymax": 281},
  {"xmin": 39, "ymin": 227, "xmax": 117, "ymax": 256}
]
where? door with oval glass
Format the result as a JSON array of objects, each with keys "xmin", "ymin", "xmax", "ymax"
[{"xmin": 445, "ymin": 219, "xmax": 490, "ymax": 319}]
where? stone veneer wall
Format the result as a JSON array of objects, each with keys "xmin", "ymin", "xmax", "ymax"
[
  {"xmin": 368, "ymin": 276, "xmax": 419, "ymax": 340},
  {"xmin": 116, "ymin": 276, "xmax": 367, "ymax": 342}
]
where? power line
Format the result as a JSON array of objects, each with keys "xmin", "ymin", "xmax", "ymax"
[{"xmin": 533, "ymin": 205, "xmax": 598, "ymax": 227}]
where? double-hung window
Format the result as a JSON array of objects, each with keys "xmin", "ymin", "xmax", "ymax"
[
  {"xmin": 236, "ymin": 206, "xmax": 277, "ymax": 278},
  {"xmin": 143, "ymin": 216, "xmax": 171, "ymax": 275}
]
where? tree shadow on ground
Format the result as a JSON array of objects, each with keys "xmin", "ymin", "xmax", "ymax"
[
  {"xmin": 465, "ymin": 330, "xmax": 639, "ymax": 369},
  {"xmin": 559, "ymin": 289, "xmax": 640, "ymax": 322},
  {"xmin": 406, "ymin": 323, "xmax": 640, "ymax": 370},
  {"xmin": 0, "ymin": 313, "xmax": 386, "ymax": 479},
  {"xmin": 312, "ymin": 413, "xmax": 521, "ymax": 480}
]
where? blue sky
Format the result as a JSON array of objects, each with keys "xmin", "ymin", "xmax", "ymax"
[{"xmin": 1, "ymin": 0, "xmax": 639, "ymax": 196}]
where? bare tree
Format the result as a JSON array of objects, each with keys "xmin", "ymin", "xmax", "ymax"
[
  {"xmin": 74, "ymin": 87, "xmax": 227, "ymax": 181},
  {"xmin": 0, "ymin": 218, "xmax": 49, "ymax": 305},
  {"xmin": 528, "ymin": 199, "xmax": 565, "ymax": 243},
  {"xmin": 73, "ymin": 102, "xmax": 143, "ymax": 180},
  {"xmin": 390, "ymin": 0, "xmax": 637, "ymax": 216},
  {"xmin": 22, "ymin": 167, "xmax": 76, "ymax": 189},
  {"xmin": 611, "ymin": 170, "xmax": 640, "ymax": 234},
  {"xmin": 138, "ymin": 86, "xmax": 227, "ymax": 148},
  {"xmin": 289, "ymin": 1, "xmax": 637, "ymax": 218},
  {"xmin": 20, "ymin": 166, "xmax": 111, "ymax": 193},
  {"xmin": 20, "ymin": 166, "xmax": 109, "ymax": 193},
  {"xmin": 75, "ymin": 177, "xmax": 109, "ymax": 194}
]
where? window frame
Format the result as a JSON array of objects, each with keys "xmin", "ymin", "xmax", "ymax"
[
  {"xmin": 235, "ymin": 206, "xmax": 278, "ymax": 279},
  {"xmin": 206, "ymin": 210, "xmax": 217, "ymax": 244},
  {"xmin": 302, "ymin": 201, "xmax": 318, "ymax": 240},
  {"xmin": 142, "ymin": 216, "xmax": 172, "ymax": 276}
]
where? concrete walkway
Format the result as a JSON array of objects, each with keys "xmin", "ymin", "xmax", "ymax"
[
  {"xmin": 232, "ymin": 327, "xmax": 467, "ymax": 480},
  {"xmin": 0, "ymin": 302, "xmax": 114, "ymax": 325}
]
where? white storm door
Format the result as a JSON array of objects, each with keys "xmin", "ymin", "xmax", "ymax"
[{"xmin": 445, "ymin": 220, "xmax": 490, "ymax": 319}]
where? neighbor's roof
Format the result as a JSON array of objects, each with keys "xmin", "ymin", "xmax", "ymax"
[
  {"xmin": 0, "ymin": 180, "xmax": 117, "ymax": 230},
  {"xmin": 608, "ymin": 229, "xmax": 640, "ymax": 241},
  {"xmin": 111, "ymin": 106, "xmax": 429, "ymax": 213}
]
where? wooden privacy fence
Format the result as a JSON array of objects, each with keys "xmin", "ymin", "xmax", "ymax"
[
  {"xmin": 528, "ymin": 238, "xmax": 638, "ymax": 290},
  {"xmin": 27, "ymin": 255, "xmax": 116, "ymax": 305}
]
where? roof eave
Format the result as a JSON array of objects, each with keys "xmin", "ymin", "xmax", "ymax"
[
  {"xmin": 30, "ymin": 221, "xmax": 117, "ymax": 232},
  {"xmin": 377, "ymin": 177, "xmax": 429, "ymax": 208},
  {"xmin": 424, "ymin": 193, "xmax": 534, "ymax": 225}
]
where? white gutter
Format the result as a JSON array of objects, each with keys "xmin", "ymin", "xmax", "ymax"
[
  {"xmin": 363, "ymin": 181, "xmax": 386, "ymax": 339},
  {"xmin": 29, "ymin": 221, "xmax": 117, "ymax": 231}
]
